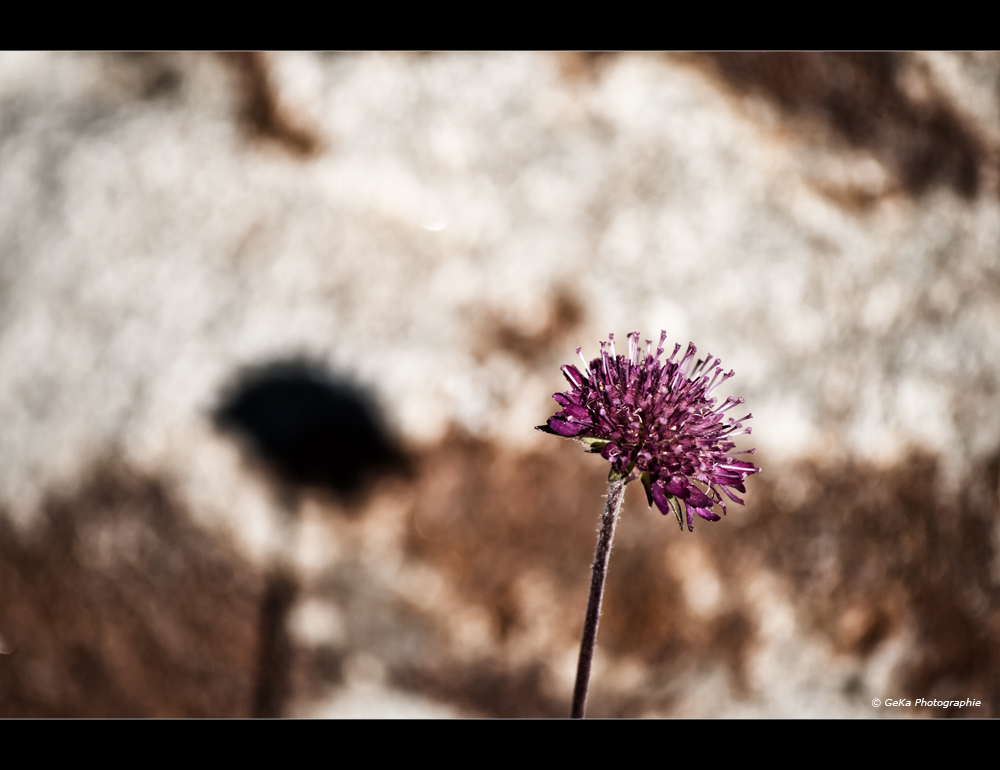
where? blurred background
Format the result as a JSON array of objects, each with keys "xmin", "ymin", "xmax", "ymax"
[{"xmin": 1, "ymin": 51, "xmax": 999, "ymax": 718}]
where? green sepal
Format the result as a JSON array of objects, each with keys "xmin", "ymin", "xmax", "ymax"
[
  {"xmin": 608, "ymin": 459, "xmax": 637, "ymax": 484},
  {"xmin": 579, "ymin": 436, "xmax": 611, "ymax": 453},
  {"xmin": 640, "ymin": 472, "xmax": 654, "ymax": 508},
  {"xmin": 669, "ymin": 496, "xmax": 685, "ymax": 532}
]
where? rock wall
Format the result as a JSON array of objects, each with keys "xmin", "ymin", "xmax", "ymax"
[{"xmin": 2, "ymin": 52, "xmax": 998, "ymax": 717}]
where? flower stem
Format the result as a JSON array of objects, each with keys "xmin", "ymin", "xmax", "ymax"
[{"xmin": 571, "ymin": 478, "xmax": 626, "ymax": 718}]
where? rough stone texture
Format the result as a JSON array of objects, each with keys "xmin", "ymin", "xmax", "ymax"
[{"xmin": 1, "ymin": 52, "xmax": 998, "ymax": 717}]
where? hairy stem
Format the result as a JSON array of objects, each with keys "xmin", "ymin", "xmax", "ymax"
[{"xmin": 571, "ymin": 478, "xmax": 626, "ymax": 718}]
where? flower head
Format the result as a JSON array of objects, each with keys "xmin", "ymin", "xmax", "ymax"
[{"xmin": 538, "ymin": 331, "xmax": 760, "ymax": 531}]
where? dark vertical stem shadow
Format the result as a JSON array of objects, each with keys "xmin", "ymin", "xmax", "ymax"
[
  {"xmin": 215, "ymin": 359, "xmax": 407, "ymax": 718},
  {"xmin": 252, "ymin": 567, "xmax": 297, "ymax": 718},
  {"xmin": 252, "ymin": 489, "xmax": 300, "ymax": 719}
]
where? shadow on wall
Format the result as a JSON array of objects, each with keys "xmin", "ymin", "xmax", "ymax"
[
  {"xmin": 214, "ymin": 359, "xmax": 408, "ymax": 717},
  {"xmin": 213, "ymin": 359, "xmax": 409, "ymax": 502},
  {"xmin": 0, "ymin": 360, "xmax": 411, "ymax": 718}
]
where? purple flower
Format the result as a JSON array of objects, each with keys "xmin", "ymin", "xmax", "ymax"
[{"xmin": 538, "ymin": 331, "xmax": 760, "ymax": 531}]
